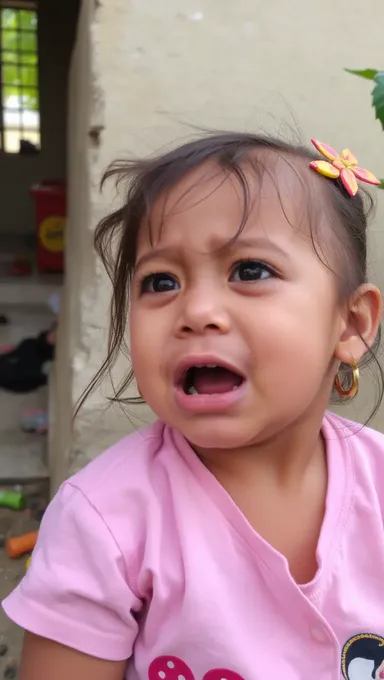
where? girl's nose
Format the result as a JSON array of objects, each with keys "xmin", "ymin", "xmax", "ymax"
[{"xmin": 176, "ymin": 287, "xmax": 231, "ymax": 336}]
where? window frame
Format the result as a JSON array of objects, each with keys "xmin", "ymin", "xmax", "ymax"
[{"xmin": 0, "ymin": 0, "xmax": 39, "ymax": 154}]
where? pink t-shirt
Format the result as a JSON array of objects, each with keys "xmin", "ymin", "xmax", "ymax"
[{"xmin": 3, "ymin": 413, "xmax": 384, "ymax": 680}]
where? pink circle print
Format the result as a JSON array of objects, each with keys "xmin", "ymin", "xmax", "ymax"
[
  {"xmin": 148, "ymin": 657, "xmax": 246, "ymax": 680},
  {"xmin": 148, "ymin": 657, "xmax": 195, "ymax": 680}
]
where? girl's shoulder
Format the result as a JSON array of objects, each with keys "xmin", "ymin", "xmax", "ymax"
[
  {"xmin": 324, "ymin": 410, "xmax": 384, "ymax": 478},
  {"xmin": 68, "ymin": 419, "xmax": 179, "ymax": 509},
  {"xmin": 324, "ymin": 410, "xmax": 384, "ymax": 444},
  {"xmin": 71, "ymin": 419, "xmax": 169, "ymax": 479},
  {"xmin": 1, "ymin": 421, "xmax": 177, "ymax": 661}
]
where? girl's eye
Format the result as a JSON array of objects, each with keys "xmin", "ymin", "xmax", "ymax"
[
  {"xmin": 230, "ymin": 260, "xmax": 274, "ymax": 282},
  {"xmin": 140, "ymin": 273, "xmax": 180, "ymax": 294}
]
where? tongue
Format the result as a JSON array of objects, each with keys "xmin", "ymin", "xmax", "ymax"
[{"xmin": 193, "ymin": 367, "xmax": 242, "ymax": 394}]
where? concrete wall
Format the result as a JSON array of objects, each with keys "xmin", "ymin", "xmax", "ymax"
[
  {"xmin": 52, "ymin": 0, "xmax": 384, "ymax": 488},
  {"xmin": 0, "ymin": 0, "xmax": 79, "ymax": 237},
  {"xmin": 49, "ymin": 0, "xmax": 92, "ymax": 490}
]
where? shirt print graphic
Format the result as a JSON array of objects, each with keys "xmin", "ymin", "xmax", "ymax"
[
  {"xmin": 148, "ymin": 657, "xmax": 245, "ymax": 680},
  {"xmin": 342, "ymin": 634, "xmax": 384, "ymax": 680}
]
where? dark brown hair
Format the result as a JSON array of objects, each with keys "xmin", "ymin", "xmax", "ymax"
[{"xmin": 77, "ymin": 131, "xmax": 383, "ymax": 421}]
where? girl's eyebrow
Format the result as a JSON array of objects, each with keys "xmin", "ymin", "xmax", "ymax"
[
  {"xmin": 135, "ymin": 247, "xmax": 182, "ymax": 271},
  {"xmin": 135, "ymin": 237, "xmax": 290, "ymax": 270},
  {"xmin": 221, "ymin": 237, "xmax": 291, "ymax": 260}
]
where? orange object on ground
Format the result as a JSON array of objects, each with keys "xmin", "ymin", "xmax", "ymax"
[{"xmin": 6, "ymin": 531, "xmax": 38, "ymax": 558}]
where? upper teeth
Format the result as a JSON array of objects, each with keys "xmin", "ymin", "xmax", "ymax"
[{"xmin": 194, "ymin": 364, "xmax": 218, "ymax": 368}]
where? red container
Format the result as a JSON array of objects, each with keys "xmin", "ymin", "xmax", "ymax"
[{"xmin": 30, "ymin": 180, "xmax": 66, "ymax": 273}]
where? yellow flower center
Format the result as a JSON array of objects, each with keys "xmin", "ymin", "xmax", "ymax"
[{"xmin": 333, "ymin": 158, "xmax": 353, "ymax": 171}]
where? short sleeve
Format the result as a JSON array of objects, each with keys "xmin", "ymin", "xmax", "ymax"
[{"xmin": 2, "ymin": 482, "xmax": 141, "ymax": 660}]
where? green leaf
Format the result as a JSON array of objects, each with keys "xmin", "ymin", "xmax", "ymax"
[
  {"xmin": 345, "ymin": 68, "xmax": 378, "ymax": 81},
  {"xmin": 379, "ymin": 179, "xmax": 384, "ymax": 190},
  {"xmin": 372, "ymin": 72, "xmax": 384, "ymax": 131}
]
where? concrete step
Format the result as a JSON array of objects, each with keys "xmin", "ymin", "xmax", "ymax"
[
  {"xmin": 0, "ymin": 386, "xmax": 47, "ymax": 433},
  {"xmin": 0, "ymin": 430, "xmax": 49, "ymax": 484},
  {"xmin": 0, "ymin": 275, "xmax": 62, "ymax": 307}
]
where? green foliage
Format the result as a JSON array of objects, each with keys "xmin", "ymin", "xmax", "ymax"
[
  {"xmin": 345, "ymin": 68, "xmax": 378, "ymax": 81},
  {"xmin": 1, "ymin": 8, "xmax": 38, "ymax": 111},
  {"xmin": 372, "ymin": 73, "xmax": 384, "ymax": 131},
  {"xmin": 347, "ymin": 67, "xmax": 384, "ymax": 188},
  {"xmin": 346, "ymin": 68, "xmax": 384, "ymax": 131}
]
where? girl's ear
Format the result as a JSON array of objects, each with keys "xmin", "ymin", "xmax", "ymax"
[{"xmin": 335, "ymin": 284, "xmax": 382, "ymax": 363}]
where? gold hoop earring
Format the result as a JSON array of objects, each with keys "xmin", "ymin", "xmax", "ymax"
[{"xmin": 334, "ymin": 360, "xmax": 359, "ymax": 399}]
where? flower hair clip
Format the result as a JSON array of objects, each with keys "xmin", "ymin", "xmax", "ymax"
[{"xmin": 309, "ymin": 139, "xmax": 380, "ymax": 197}]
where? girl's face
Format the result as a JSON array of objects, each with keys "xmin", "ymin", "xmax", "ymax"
[{"xmin": 129, "ymin": 160, "xmax": 360, "ymax": 450}]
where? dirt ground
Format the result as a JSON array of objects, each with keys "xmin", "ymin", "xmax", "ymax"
[
  {"xmin": 0, "ymin": 541, "xmax": 25, "ymax": 678},
  {"xmin": 0, "ymin": 288, "xmax": 55, "ymax": 678},
  {"xmin": 0, "ymin": 486, "xmax": 46, "ymax": 679}
]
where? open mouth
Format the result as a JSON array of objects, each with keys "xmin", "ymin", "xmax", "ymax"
[{"xmin": 180, "ymin": 364, "xmax": 244, "ymax": 396}]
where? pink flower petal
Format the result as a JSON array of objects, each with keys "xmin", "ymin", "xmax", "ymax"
[
  {"xmin": 309, "ymin": 160, "xmax": 340, "ymax": 178},
  {"xmin": 340, "ymin": 167, "xmax": 358, "ymax": 196},
  {"xmin": 311, "ymin": 139, "xmax": 339, "ymax": 161},
  {"xmin": 352, "ymin": 166, "xmax": 380, "ymax": 185},
  {"xmin": 341, "ymin": 148, "xmax": 358, "ymax": 166}
]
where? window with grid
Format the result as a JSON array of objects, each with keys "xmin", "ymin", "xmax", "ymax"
[{"xmin": 0, "ymin": 1, "xmax": 39, "ymax": 153}]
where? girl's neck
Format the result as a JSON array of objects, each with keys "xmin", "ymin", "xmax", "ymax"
[
  {"xmin": 195, "ymin": 406, "xmax": 327, "ymax": 491},
  {"xmin": 193, "ymin": 403, "xmax": 330, "ymax": 584}
]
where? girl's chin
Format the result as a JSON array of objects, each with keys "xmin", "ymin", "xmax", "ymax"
[{"xmin": 182, "ymin": 427, "xmax": 256, "ymax": 452}]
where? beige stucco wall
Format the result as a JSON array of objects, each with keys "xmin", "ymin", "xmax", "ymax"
[{"xmin": 51, "ymin": 0, "xmax": 384, "ymax": 490}]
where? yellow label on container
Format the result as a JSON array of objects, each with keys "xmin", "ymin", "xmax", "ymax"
[{"xmin": 39, "ymin": 216, "xmax": 65, "ymax": 253}]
